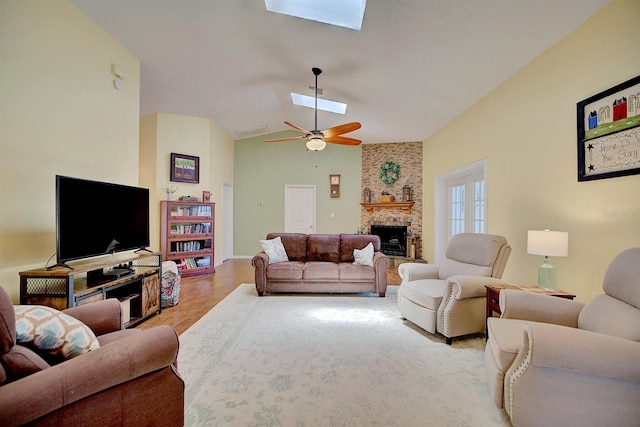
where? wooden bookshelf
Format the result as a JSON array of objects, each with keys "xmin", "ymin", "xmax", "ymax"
[{"xmin": 160, "ymin": 201, "xmax": 215, "ymax": 277}]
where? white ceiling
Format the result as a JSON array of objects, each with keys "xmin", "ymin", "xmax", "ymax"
[{"xmin": 72, "ymin": 0, "xmax": 610, "ymax": 144}]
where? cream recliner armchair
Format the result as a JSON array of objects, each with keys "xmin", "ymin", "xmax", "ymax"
[
  {"xmin": 485, "ymin": 247, "xmax": 640, "ymax": 427},
  {"xmin": 398, "ymin": 233, "xmax": 511, "ymax": 344}
]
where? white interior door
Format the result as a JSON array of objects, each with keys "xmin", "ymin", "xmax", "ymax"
[
  {"xmin": 284, "ymin": 185, "xmax": 316, "ymax": 234},
  {"xmin": 222, "ymin": 182, "xmax": 233, "ymax": 260}
]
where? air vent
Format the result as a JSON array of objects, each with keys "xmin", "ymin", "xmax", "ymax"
[{"xmin": 235, "ymin": 125, "xmax": 271, "ymax": 139}]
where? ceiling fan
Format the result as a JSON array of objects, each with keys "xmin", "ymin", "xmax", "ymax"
[{"xmin": 265, "ymin": 67, "xmax": 361, "ymax": 151}]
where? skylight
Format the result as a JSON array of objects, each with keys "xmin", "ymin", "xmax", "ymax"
[
  {"xmin": 291, "ymin": 93, "xmax": 347, "ymax": 115},
  {"xmin": 265, "ymin": 0, "xmax": 367, "ymax": 31}
]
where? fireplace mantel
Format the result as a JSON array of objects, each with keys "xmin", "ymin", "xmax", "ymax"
[{"xmin": 361, "ymin": 202, "xmax": 414, "ymax": 214}]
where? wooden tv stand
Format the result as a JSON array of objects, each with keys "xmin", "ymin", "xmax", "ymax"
[{"xmin": 19, "ymin": 251, "xmax": 162, "ymax": 328}]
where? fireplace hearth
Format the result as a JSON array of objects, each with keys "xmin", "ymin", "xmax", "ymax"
[{"xmin": 370, "ymin": 225, "xmax": 407, "ymax": 257}]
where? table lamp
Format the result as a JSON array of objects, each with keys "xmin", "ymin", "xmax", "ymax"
[{"xmin": 527, "ymin": 229, "xmax": 568, "ymax": 290}]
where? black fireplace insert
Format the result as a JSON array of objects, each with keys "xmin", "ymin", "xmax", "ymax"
[{"xmin": 370, "ymin": 225, "xmax": 407, "ymax": 256}]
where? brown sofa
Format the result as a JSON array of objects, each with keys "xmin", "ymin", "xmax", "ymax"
[
  {"xmin": 252, "ymin": 233, "xmax": 390, "ymax": 297},
  {"xmin": 0, "ymin": 286, "xmax": 184, "ymax": 426}
]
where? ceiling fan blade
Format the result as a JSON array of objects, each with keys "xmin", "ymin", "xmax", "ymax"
[
  {"xmin": 324, "ymin": 135, "xmax": 362, "ymax": 146},
  {"xmin": 322, "ymin": 122, "xmax": 361, "ymax": 138},
  {"xmin": 284, "ymin": 121, "xmax": 312, "ymax": 135},
  {"xmin": 264, "ymin": 135, "xmax": 308, "ymax": 142}
]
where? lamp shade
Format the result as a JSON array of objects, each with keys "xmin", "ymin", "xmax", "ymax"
[
  {"xmin": 305, "ymin": 138, "xmax": 326, "ymax": 151},
  {"xmin": 527, "ymin": 230, "xmax": 568, "ymax": 257}
]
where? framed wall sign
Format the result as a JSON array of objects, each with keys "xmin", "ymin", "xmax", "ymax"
[
  {"xmin": 577, "ymin": 75, "xmax": 640, "ymax": 181},
  {"xmin": 170, "ymin": 153, "xmax": 200, "ymax": 184},
  {"xmin": 329, "ymin": 174, "xmax": 340, "ymax": 198}
]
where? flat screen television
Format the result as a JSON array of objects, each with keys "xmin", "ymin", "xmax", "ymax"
[{"xmin": 55, "ymin": 175, "xmax": 150, "ymax": 266}]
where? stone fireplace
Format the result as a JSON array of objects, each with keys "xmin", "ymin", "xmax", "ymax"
[{"xmin": 361, "ymin": 142, "xmax": 424, "ymax": 260}]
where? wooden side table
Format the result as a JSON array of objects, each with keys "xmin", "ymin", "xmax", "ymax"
[{"xmin": 485, "ymin": 283, "xmax": 576, "ymax": 319}]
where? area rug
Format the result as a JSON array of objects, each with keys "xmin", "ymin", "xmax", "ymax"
[{"xmin": 178, "ymin": 284, "xmax": 510, "ymax": 426}]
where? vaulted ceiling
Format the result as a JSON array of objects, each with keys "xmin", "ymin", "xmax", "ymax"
[{"xmin": 73, "ymin": 0, "xmax": 610, "ymax": 144}]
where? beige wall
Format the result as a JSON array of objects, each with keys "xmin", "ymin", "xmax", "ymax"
[
  {"xmin": 422, "ymin": 0, "xmax": 640, "ymax": 301},
  {"xmin": 140, "ymin": 113, "xmax": 234, "ymax": 267},
  {"xmin": 0, "ymin": 0, "xmax": 140, "ymax": 301}
]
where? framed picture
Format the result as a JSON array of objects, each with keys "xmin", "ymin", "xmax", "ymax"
[
  {"xmin": 202, "ymin": 190, "xmax": 211, "ymax": 202},
  {"xmin": 577, "ymin": 75, "xmax": 640, "ymax": 181},
  {"xmin": 170, "ymin": 153, "xmax": 199, "ymax": 184}
]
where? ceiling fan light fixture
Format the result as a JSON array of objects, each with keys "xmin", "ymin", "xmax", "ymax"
[
  {"xmin": 306, "ymin": 138, "xmax": 327, "ymax": 151},
  {"xmin": 265, "ymin": 67, "xmax": 361, "ymax": 147}
]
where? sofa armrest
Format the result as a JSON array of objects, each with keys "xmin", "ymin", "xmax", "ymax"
[
  {"xmin": 513, "ymin": 322, "xmax": 640, "ymax": 382},
  {"xmin": 500, "ymin": 289, "xmax": 585, "ymax": 327},
  {"xmin": 252, "ymin": 252, "xmax": 269, "ymax": 295},
  {"xmin": 373, "ymin": 252, "xmax": 390, "ymax": 295},
  {"xmin": 505, "ymin": 322, "xmax": 640, "ymax": 426},
  {"xmin": 0, "ymin": 325, "xmax": 181, "ymax": 426},
  {"xmin": 63, "ymin": 298, "xmax": 123, "ymax": 335},
  {"xmin": 398, "ymin": 263, "xmax": 440, "ymax": 282},
  {"xmin": 446, "ymin": 276, "xmax": 508, "ymax": 299}
]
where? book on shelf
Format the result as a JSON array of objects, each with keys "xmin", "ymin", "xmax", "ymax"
[
  {"xmin": 196, "ymin": 257, "xmax": 210, "ymax": 267},
  {"xmin": 176, "ymin": 257, "xmax": 211, "ymax": 270},
  {"xmin": 170, "ymin": 205, "xmax": 212, "ymax": 218}
]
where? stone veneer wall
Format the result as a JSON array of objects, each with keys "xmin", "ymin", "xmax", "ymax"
[{"xmin": 361, "ymin": 142, "xmax": 423, "ymax": 239}]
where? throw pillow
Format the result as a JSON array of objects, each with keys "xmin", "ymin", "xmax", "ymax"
[
  {"xmin": 260, "ymin": 236, "xmax": 289, "ymax": 264},
  {"xmin": 353, "ymin": 242, "xmax": 374, "ymax": 267},
  {"xmin": 14, "ymin": 305, "xmax": 100, "ymax": 361}
]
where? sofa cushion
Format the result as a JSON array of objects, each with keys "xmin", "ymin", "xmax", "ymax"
[
  {"xmin": 578, "ymin": 294, "xmax": 640, "ymax": 342},
  {"xmin": 486, "ymin": 317, "xmax": 530, "ymax": 373},
  {"xmin": 601, "ymin": 247, "xmax": 640, "ymax": 309},
  {"xmin": 339, "ymin": 263, "xmax": 376, "ymax": 280},
  {"xmin": 260, "ymin": 236, "xmax": 289, "ymax": 263},
  {"xmin": 0, "ymin": 287, "xmax": 15, "ymax": 355},
  {"xmin": 353, "ymin": 242, "xmax": 374, "ymax": 267},
  {"xmin": 0, "ymin": 345, "xmax": 50, "ymax": 384},
  {"xmin": 339, "ymin": 234, "xmax": 380, "ymax": 262},
  {"xmin": 307, "ymin": 234, "xmax": 340, "ymax": 262},
  {"xmin": 266, "ymin": 233, "xmax": 308, "ymax": 261},
  {"xmin": 445, "ymin": 233, "xmax": 508, "ymax": 266},
  {"xmin": 14, "ymin": 305, "xmax": 100, "ymax": 362},
  {"xmin": 439, "ymin": 259, "xmax": 492, "ymax": 280},
  {"xmin": 303, "ymin": 262, "xmax": 339, "ymax": 280},
  {"xmin": 266, "ymin": 261, "xmax": 304, "ymax": 280},
  {"xmin": 401, "ymin": 279, "xmax": 446, "ymax": 311}
]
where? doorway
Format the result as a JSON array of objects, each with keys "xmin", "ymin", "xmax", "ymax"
[
  {"xmin": 222, "ymin": 182, "xmax": 233, "ymax": 260},
  {"xmin": 284, "ymin": 185, "xmax": 316, "ymax": 234},
  {"xmin": 434, "ymin": 159, "xmax": 487, "ymax": 263}
]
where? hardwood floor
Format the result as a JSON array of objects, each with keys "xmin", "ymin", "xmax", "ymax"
[{"xmin": 137, "ymin": 258, "xmax": 401, "ymax": 335}]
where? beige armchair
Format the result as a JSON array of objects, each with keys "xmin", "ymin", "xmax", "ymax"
[
  {"xmin": 398, "ymin": 233, "xmax": 511, "ymax": 344},
  {"xmin": 485, "ymin": 248, "xmax": 640, "ymax": 427}
]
